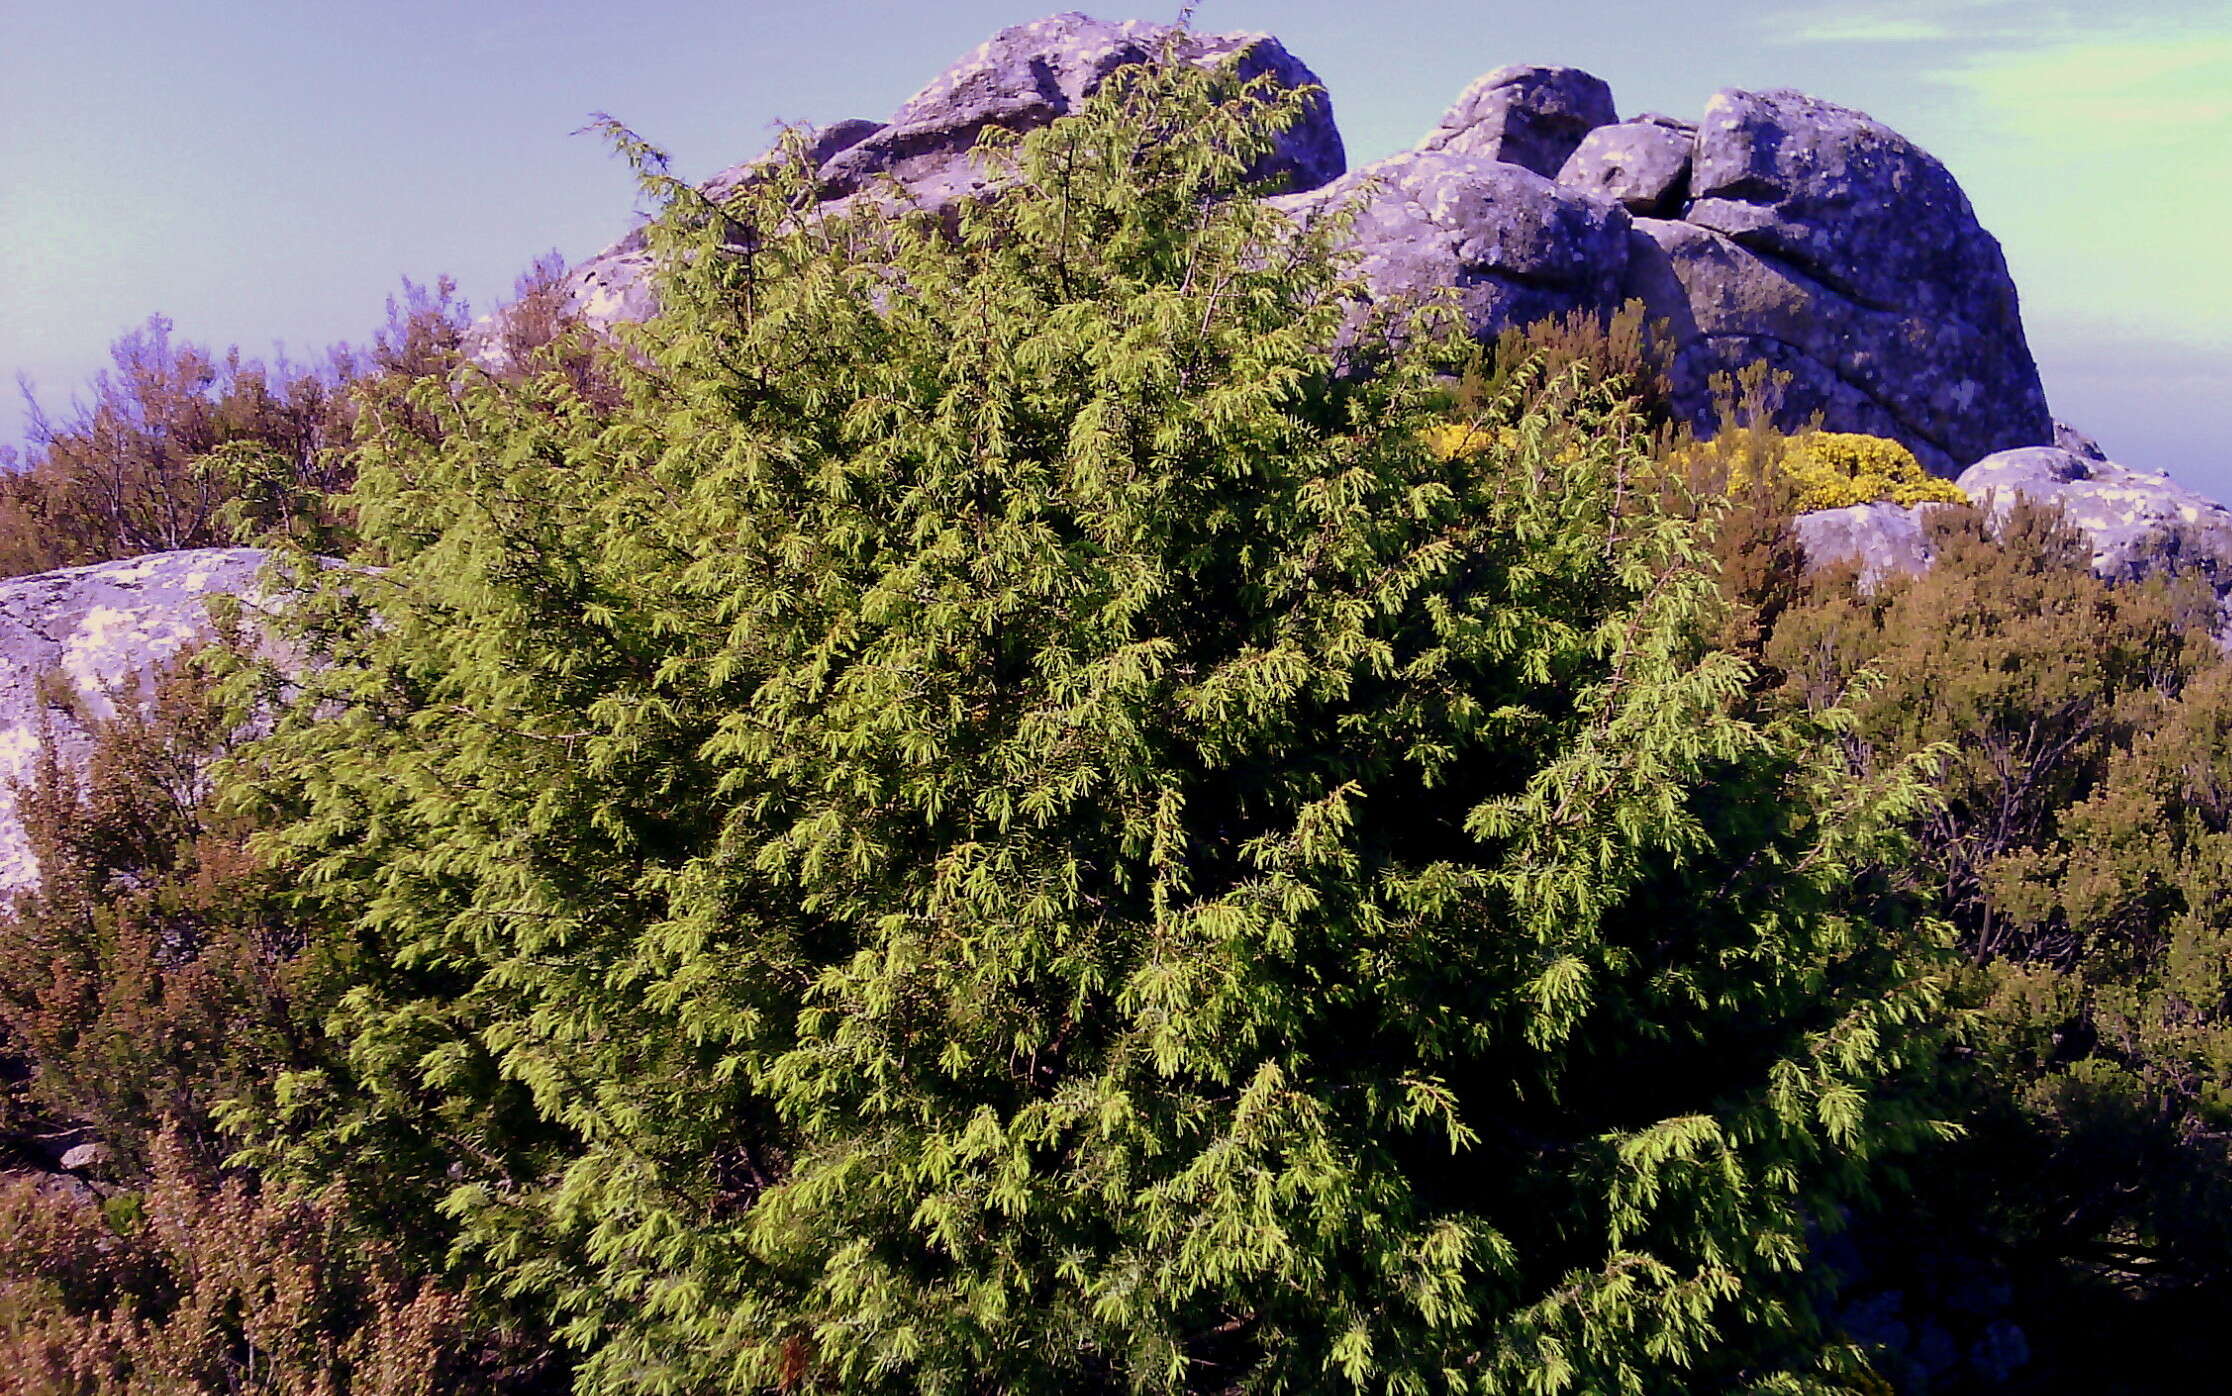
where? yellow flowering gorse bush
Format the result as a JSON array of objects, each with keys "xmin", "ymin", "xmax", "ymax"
[
  {"xmin": 1431, "ymin": 415, "xmax": 1968, "ymax": 515},
  {"xmin": 1730, "ymin": 431, "xmax": 1967, "ymax": 511}
]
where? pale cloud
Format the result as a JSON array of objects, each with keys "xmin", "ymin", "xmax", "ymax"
[
  {"xmin": 1766, "ymin": 0, "xmax": 2049, "ymax": 46},
  {"xmin": 1919, "ymin": 25, "xmax": 2232, "ymax": 351},
  {"xmin": 1778, "ymin": 15, "xmax": 1959, "ymax": 43},
  {"xmin": 1931, "ymin": 35, "xmax": 2232, "ymax": 132}
]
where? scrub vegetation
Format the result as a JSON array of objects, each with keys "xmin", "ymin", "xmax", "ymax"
[{"xmin": 1, "ymin": 40, "xmax": 2226, "ymax": 1396}]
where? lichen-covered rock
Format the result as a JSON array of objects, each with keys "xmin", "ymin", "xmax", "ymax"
[
  {"xmin": 548, "ymin": 228, "xmax": 658, "ymax": 336},
  {"xmin": 1796, "ymin": 448, "xmax": 2232, "ymax": 637},
  {"xmin": 0, "ymin": 549, "xmax": 274, "ymax": 892},
  {"xmin": 529, "ymin": 118, "xmax": 890, "ymax": 347},
  {"xmin": 59, "ymin": 1142, "xmax": 111, "ymax": 1173},
  {"xmin": 1961, "ymin": 446, "xmax": 2232, "ymax": 591},
  {"xmin": 1794, "ymin": 500, "xmax": 1945, "ymax": 584},
  {"xmin": 481, "ymin": 118, "xmax": 884, "ymax": 361},
  {"xmin": 1419, "ymin": 65, "xmax": 1617, "ymax": 177},
  {"xmin": 1687, "ymin": 88, "xmax": 2016, "ymax": 325},
  {"xmin": 1287, "ymin": 71, "xmax": 2050, "ymax": 477},
  {"xmin": 2053, "ymin": 419, "xmax": 2109, "ymax": 462},
  {"xmin": 1279, "ymin": 69, "xmax": 2052, "ymax": 477},
  {"xmin": 1556, "ymin": 117, "xmax": 1693, "ymax": 216},
  {"xmin": 1623, "ymin": 215, "xmax": 2040, "ymax": 475},
  {"xmin": 530, "ymin": 13, "xmax": 1344, "ymax": 345},
  {"xmin": 699, "ymin": 118, "xmax": 887, "ymax": 203},
  {"xmin": 1639, "ymin": 88, "xmax": 2053, "ymax": 471},
  {"xmin": 816, "ymin": 13, "xmax": 1343, "ymax": 208},
  {"xmin": 1268, "ymin": 153, "xmax": 1631, "ymax": 339}
]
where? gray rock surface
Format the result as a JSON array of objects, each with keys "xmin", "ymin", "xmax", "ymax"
[
  {"xmin": 1556, "ymin": 118, "xmax": 1693, "ymax": 216},
  {"xmin": 494, "ymin": 15, "xmax": 2060, "ymax": 483},
  {"xmin": 520, "ymin": 119, "xmax": 894, "ymax": 347},
  {"xmin": 1626, "ymin": 89, "xmax": 2053, "ymax": 473},
  {"xmin": 0, "ymin": 549, "xmax": 274, "ymax": 893},
  {"xmin": 2053, "ymin": 419, "xmax": 2108, "ymax": 462},
  {"xmin": 1419, "ymin": 65, "xmax": 1617, "ymax": 177},
  {"xmin": 700, "ymin": 118, "xmax": 888, "ymax": 203},
  {"xmin": 1268, "ymin": 153, "xmax": 1632, "ymax": 340},
  {"xmin": 59, "ymin": 1142, "xmax": 111, "ymax": 1172},
  {"xmin": 1962, "ymin": 446, "xmax": 2232, "ymax": 591},
  {"xmin": 1794, "ymin": 500, "xmax": 1946, "ymax": 584},
  {"xmin": 1624, "ymin": 216, "xmax": 2025, "ymax": 475},
  {"xmin": 549, "ymin": 229, "xmax": 659, "ymax": 336},
  {"xmin": 1267, "ymin": 74, "xmax": 2051, "ymax": 480},
  {"xmin": 536, "ymin": 13, "xmax": 1343, "ymax": 343},
  {"xmin": 816, "ymin": 13, "xmax": 1343, "ymax": 207},
  {"xmin": 1796, "ymin": 448, "xmax": 2232, "ymax": 636}
]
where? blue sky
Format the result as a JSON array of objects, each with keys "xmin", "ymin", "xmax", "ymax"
[{"xmin": 5, "ymin": 1, "xmax": 2227, "ymax": 492}]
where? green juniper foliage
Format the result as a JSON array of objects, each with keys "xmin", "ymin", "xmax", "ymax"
[
  {"xmin": 226, "ymin": 43, "xmax": 1953, "ymax": 1393},
  {"xmin": 1761, "ymin": 502, "xmax": 2232, "ymax": 1386}
]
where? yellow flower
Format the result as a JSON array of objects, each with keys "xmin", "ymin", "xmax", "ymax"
[
  {"xmin": 1775, "ymin": 432, "xmax": 1968, "ymax": 511},
  {"xmin": 1419, "ymin": 421, "xmax": 1509, "ymax": 461}
]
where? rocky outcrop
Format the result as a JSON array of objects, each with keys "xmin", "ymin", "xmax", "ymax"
[
  {"xmin": 536, "ymin": 13, "xmax": 1344, "ymax": 343},
  {"xmin": 508, "ymin": 14, "xmax": 2057, "ymax": 481},
  {"xmin": 0, "ymin": 549, "xmax": 275, "ymax": 893},
  {"xmin": 1964, "ymin": 446, "xmax": 2232, "ymax": 590},
  {"xmin": 1417, "ymin": 66, "xmax": 1616, "ymax": 177},
  {"xmin": 550, "ymin": 119, "xmax": 900, "ymax": 334},
  {"xmin": 1555, "ymin": 115, "xmax": 1693, "ymax": 216},
  {"xmin": 813, "ymin": 14, "xmax": 1342, "ymax": 206},
  {"xmin": 1272, "ymin": 76, "xmax": 2049, "ymax": 478},
  {"xmin": 1793, "ymin": 500, "xmax": 1943, "ymax": 586},
  {"xmin": 2054, "ymin": 418, "xmax": 2109, "ymax": 462},
  {"xmin": 59, "ymin": 1142, "xmax": 111, "ymax": 1173},
  {"xmin": 1623, "ymin": 215, "xmax": 2033, "ymax": 476},
  {"xmin": 552, "ymin": 227, "xmax": 661, "ymax": 333},
  {"xmin": 1267, "ymin": 155, "xmax": 1633, "ymax": 344},
  {"xmin": 1796, "ymin": 445, "xmax": 2232, "ymax": 636},
  {"xmin": 1261, "ymin": 67, "xmax": 1633, "ymax": 348},
  {"xmin": 1626, "ymin": 89, "xmax": 2054, "ymax": 474}
]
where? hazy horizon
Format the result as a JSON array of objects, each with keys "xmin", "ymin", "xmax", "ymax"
[{"xmin": 5, "ymin": 0, "xmax": 2226, "ymax": 492}]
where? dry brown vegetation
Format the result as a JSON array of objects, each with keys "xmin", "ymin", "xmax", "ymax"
[{"xmin": 0, "ymin": 258, "xmax": 599, "ymax": 579}]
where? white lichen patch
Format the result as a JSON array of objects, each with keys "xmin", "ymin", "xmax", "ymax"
[{"xmin": 0, "ymin": 548, "xmax": 276, "ymax": 891}]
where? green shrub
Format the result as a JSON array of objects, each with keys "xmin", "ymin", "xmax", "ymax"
[
  {"xmin": 0, "ymin": 1133, "xmax": 533, "ymax": 1396},
  {"xmin": 0, "ymin": 649, "xmax": 566, "ymax": 1394},
  {"xmin": 0, "ymin": 650, "xmax": 307, "ymax": 1174},
  {"xmin": 1764, "ymin": 498, "xmax": 2232, "ymax": 1387},
  {"xmin": 230, "ymin": 43, "xmax": 1955, "ymax": 1393}
]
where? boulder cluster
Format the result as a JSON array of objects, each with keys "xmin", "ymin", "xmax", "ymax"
[
  {"xmin": 534, "ymin": 13, "xmax": 2226, "ymax": 616},
  {"xmin": 555, "ymin": 15, "xmax": 1344, "ymax": 334},
  {"xmin": 547, "ymin": 11, "xmax": 2054, "ymax": 477},
  {"xmin": 2, "ymin": 13, "xmax": 2223, "ymax": 889}
]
